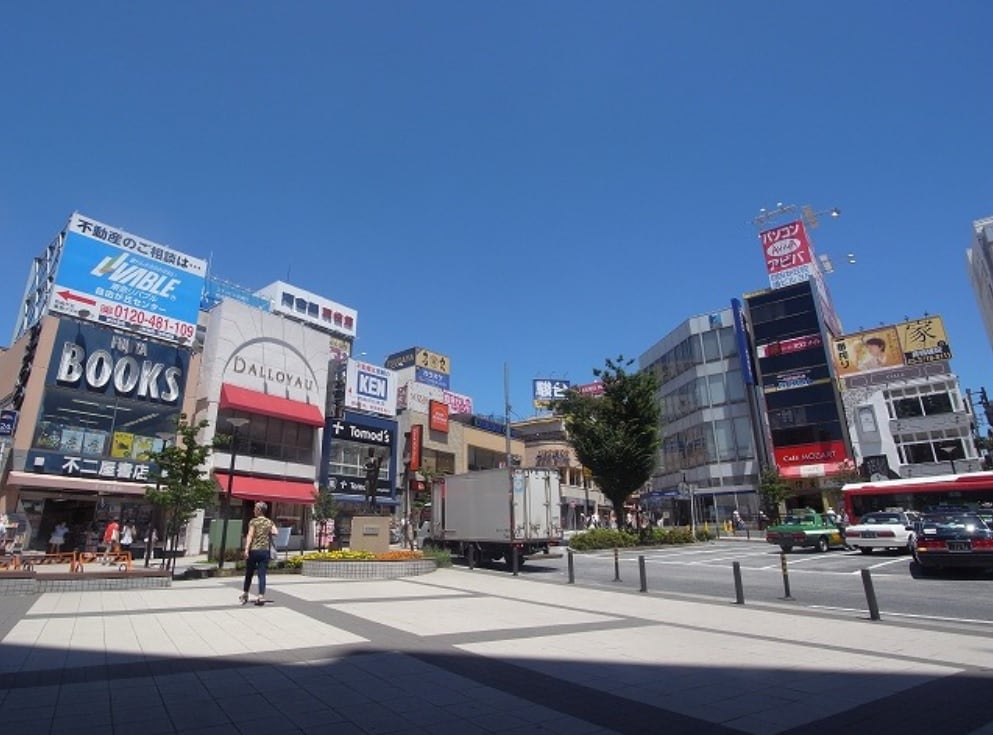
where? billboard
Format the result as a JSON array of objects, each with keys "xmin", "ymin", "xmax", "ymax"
[
  {"xmin": 756, "ymin": 334, "xmax": 822, "ymax": 359},
  {"xmin": 573, "ymin": 381, "xmax": 605, "ymax": 397},
  {"xmin": 29, "ymin": 319, "xmax": 189, "ymax": 483},
  {"xmin": 774, "ymin": 441, "xmax": 849, "ymax": 478},
  {"xmin": 415, "ymin": 348, "xmax": 450, "ymax": 375},
  {"xmin": 443, "ymin": 389, "xmax": 473, "ymax": 415},
  {"xmin": 415, "ymin": 366, "xmax": 450, "ymax": 390},
  {"xmin": 344, "ymin": 359, "xmax": 397, "ymax": 417},
  {"xmin": 832, "ymin": 326, "xmax": 903, "ymax": 377},
  {"xmin": 730, "ymin": 299, "xmax": 755, "ymax": 386},
  {"xmin": 429, "ymin": 400, "xmax": 449, "ymax": 433},
  {"xmin": 533, "ymin": 378, "xmax": 571, "ymax": 409},
  {"xmin": 760, "ymin": 219, "xmax": 814, "ymax": 288},
  {"xmin": 895, "ymin": 316, "xmax": 952, "ymax": 365},
  {"xmin": 398, "ymin": 381, "xmax": 444, "ymax": 413},
  {"xmin": 385, "ymin": 348, "xmax": 417, "ymax": 371},
  {"xmin": 201, "ymin": 275, "xmax": 270, "ymax": 312},
  {"xmin": 254, "ymin": 281, "xmax": 357, "ymax": 338},
  {"xmin": 50, "ymin": 213, "xmax": 206, "ymax": 345},
  {"xmin": 322, "ymin": 413, "xmax": 397, "ymax": 498}
]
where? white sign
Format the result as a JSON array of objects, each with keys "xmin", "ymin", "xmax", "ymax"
[
  {"xmin": 345, "ymin": 359, "xmax": 397, "ymax": 417},
  {"xmin": 254, "ymin": 280, "xmax": 358, "ymax": 338},
  {"xmin": 400, "ymin": 381, "xmax": 444, "ymax": 413},
  {"xmin": 443, "ymin": 389, "xmax": 473, "ymax": 415}
]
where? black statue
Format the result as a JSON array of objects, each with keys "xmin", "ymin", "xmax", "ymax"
[{"xmin": 363, "ymin": 448, "xmax": 382, "ymax": 511}]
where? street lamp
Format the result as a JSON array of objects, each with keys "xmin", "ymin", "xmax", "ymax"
[{"xmin": 218, "ymin": 417, "xmax": 249, "ymax": 569}]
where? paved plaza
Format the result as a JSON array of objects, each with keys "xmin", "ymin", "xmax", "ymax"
[{"xmin": 1, "ymin": 566, "xmax": 992, "ymax": 734}]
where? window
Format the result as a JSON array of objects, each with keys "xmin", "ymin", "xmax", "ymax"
[
  {"xmin": 708, "ymin": 374, "xmax": 726, "ymax": 405},
  {"xmin": 217, "ymin": 409, "xmax": 315, "ymax": 464},
  {"xmin": 702, "ymin": 331, "xmax": 721, "ymax": 362},
  {"xmin": 726, "ymin": 370, "xmax": 745, "ymax": 403},
  {"xmin": 468, "ymin": 446, "xmax": 508, "ymax": 471},
  {"xmin": 713, "ymin": 420, "xmax": 735, "ymax": 461},
  {"xmin": 893, "ymin": 398, "xmax": 923, "ymax": 419},
  {"xmin": 422, "ymin": 448, "xmax": 456, "ymax": 475},
  {"xmin": 902, "ymin": 442, "xmax": 935, "ymax": 464},
  {"xmin": 733, "ymin": 417, "xmax": 754, "ymax": 459},
  {"xmin": 922, "ymin": 393, "xmax": 953, "ymax": 416},
  {"xmin": 718, "ymin": 327, "xmax": 737, "ymax": 358}
]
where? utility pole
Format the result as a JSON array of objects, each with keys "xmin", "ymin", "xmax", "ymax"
[{"xmin": 505, "ymin": 363, "xmax": 516, "ymax": 554}]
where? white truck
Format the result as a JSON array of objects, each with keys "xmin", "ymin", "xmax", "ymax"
[{"xmin": 421, "ymin": 468, "xmax": 563, "ymax": 569}]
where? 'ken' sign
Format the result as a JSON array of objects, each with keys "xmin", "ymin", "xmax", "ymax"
[{"xmin": 358, "ymin": 371, "xmax": 387, "ymax": 400}]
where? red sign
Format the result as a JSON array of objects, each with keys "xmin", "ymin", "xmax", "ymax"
[
  {"xmin": 429, "ymin": 400, "xmax": 449, "ymax": 433},
  {"xmin": 406, "ymin": 424, "xmax": 422, "ymax": 471},
  {"xmin": 757, "ymin": 334, "xmax": 822, "ymax": 359},
  {"xmin": 774, "ymin": 440, "xmax": 849, "ymax": 478},
  {"xmin": 575, "ymin": 381, "xmax": 605, "ymax": 397},
  {"xmin": 759, "ymin": 220, "xmax": 813, "ymax": 276}
]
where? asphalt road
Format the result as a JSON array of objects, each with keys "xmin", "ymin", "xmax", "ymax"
[{"xmin": 485, "ymin": 539, "xmax": 993, "ymax": 632}]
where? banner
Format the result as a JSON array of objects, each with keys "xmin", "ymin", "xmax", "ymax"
[
  {"xmin": 50, "ymin": 213, "xmax": 206, "ymax": 345},
  {"xmin": 832, "ymin": 326, "xmax": 903, "ymax": 377},
  {"xmin": 429, "ymin": 400, "xmax": 449, "ymax": 433},
  {"xmin": 895, "ymin": 317, "xmax": 952, "ymax": 366},
  {"xmin": 759, "ymin": 219, "xmax": 813, "ymax": 287}
]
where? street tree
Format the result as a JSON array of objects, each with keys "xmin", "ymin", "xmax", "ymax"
[
  {"xmin": 145, "ymin": 415, "xmax": 217, "ymax": 570},
  {"xmin": 758, "ymin": 466, "xmax": 792, "ymax": 522},
  {"xmin": 554, "ymin": 356, "xmax": 660, "ymax": 529},
  {"xmin": 312, "ymin": 485, "xmax": 339, "ymax": 551}
]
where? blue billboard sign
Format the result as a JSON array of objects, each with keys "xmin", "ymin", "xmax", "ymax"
[
  {"xmin": 201, "ymin": 276, "xmax": 270, "ymax": 311},
  {"xmin": 49, "ymin": 213, "xmax": 207, "ymax": 345},
  {"xmin": 731, "ymin": 299, "xmax": 755, "ymax": 386},
  {"xmin": 0, "ymin": 409, "xmax": 18, "ymax": 437},
  {"xmin": 415, "ymin": 366, "xmax": 450, "ymax": 390}
]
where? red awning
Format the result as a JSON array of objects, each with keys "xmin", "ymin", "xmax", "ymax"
[
  {"xmin": 220, "ymin": 383, "xmax": 324, "ymax": 426},
  {"xmin": 215, "ymin": 472, "xmax": 317, "ymax": 503}
]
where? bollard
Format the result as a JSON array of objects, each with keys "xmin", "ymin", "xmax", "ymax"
[
  {"xmin": 860, "ymin": 568, "xmax": 881, "ymax": 621},
  {"xmin": 467, "ymin": 544, "xmax": 475, "ymax": 570},
  {"xmin": 732, "ymin": 561, "xmax": 745, "ymax": 605},
  {"xmin": 567, "ymin": 549, "xmax": 575, "ymax": 584},
  {"xmin": 746, "ymin": 527, "xmax": 751, "ymax": 541},
  {"xmin": 512, "ymin": 546, "xmax": 519, "ymax": 576},
  {"xmin": 779, "ymin": 551, "xmax": 793, "ymax": 600},
  {"xmin": 638, "ymin": 555, "xmax": 647, "ymax": 593},
  {"xmin": 613, "ymin": 547, "xmax": 621, "ymax": 582}
]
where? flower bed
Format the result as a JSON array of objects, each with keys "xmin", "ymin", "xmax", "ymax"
[{"xmin": 298, "ymin": 549, "xmax": 436, "ymax": 580}]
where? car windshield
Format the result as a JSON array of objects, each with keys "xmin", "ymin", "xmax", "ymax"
[
  {"xmin": 919, "ymin": 514, "xmax": 986, "ymax": 532},
  {"xmin": 784, "ymin": 514, "xmax": 816, "ymax": 524},
  {"xmin": 862, "ymin": 514, "xmax": 902, "ymax": 525}
]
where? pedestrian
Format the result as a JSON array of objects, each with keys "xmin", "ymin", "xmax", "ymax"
[
  {"xmin": 120, "ymin": 521, "xmax": 136, "ymax": 555},
  {"xmin": 48, "ymin": 522, "xmax": 69, "ymax": 554},
  {"xmin": 240, "ymin": 501, "xmax": 277, "ymax": 606},
  {"xmin": 101, "ymin": 519, "xmax": 120, "ymax": 564}
]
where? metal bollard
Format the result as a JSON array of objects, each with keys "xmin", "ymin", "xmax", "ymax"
[
  {"xmin": 467, "ymin": 544, "xmax": 475, "ymax": 570},
  {"xmin": 860, "ymin": 568, "xmax": 881, "ymax": 621},
  {"xmin": 567, "ymin": 549, "xmax": 575, "ymax": 584},
  {"xmin": 613, "ymin": 547, "xmax": 621, "ymax": 582},
  {"xmin": 512, "ymin": 546, "xmax": 519, "ymax": 576},
  {"xmin": 780, "ymin": 551, "xmax": 793, "ymax": 600},
  {"xmin": 638, "ymin": 555, "xmax": 647, "ymax": 593},
  {"xmin": 732, "ymin": 561, "xmax": 745, "ymax": 605}
]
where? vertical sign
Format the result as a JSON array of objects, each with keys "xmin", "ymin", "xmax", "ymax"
[{"xmin": 407, "ymin": 424, "xmax": 423, "ymax": 471}]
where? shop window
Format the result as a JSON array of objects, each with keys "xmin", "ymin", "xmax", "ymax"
[{"xmin": 217, "ymin": 410, "xmax": 315, "ymax": 464}]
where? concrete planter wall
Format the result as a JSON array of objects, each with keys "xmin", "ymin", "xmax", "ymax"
[
  {"xmin": 302, "ymin": 559, "xmax": 436, "ymax": 580},
  {"xmin": 0, "ymin": 572, "xmax": 172, "ymax": 596}
]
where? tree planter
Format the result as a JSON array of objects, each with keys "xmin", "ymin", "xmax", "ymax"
[{"xmin": 302, "ymin": 558, "xmax": 436, "ymax": 580}]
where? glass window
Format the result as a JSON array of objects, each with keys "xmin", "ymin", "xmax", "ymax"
[
  {"xmin": 718, "ymin": 327, "xmax": 738, "ymax": 358},
  {"xmin": 708, "ymin": 374, "xmax": 726, "ymax": 405},
  {"xmin": 922, "ymin": 393, "xmax": 953, "ymax": 416},
  {"xmin": 903, "ymin": 442, "xmax": 935, "ymax": 464},
  {"xmin": 726, "ymin": 370, "xmax": 745, "ymax": 403},
  {"xmin": 217, "ymin": 410, "xmax": 315, "ymax": 464},
  {"xmin": 733, "ymin": 417, "xmax": 754, "ymax": 459},
  {"xmin": 893, "ymin": 397, "xmax": 923, "ymax": 419},
  {"xmin": 713, "ymin": 420, "xmax": 734, "ymax": 461},
  {"xmin": 702, "ymin": 331, "xmax": 721, "ymax": 362},
  {"xmin": 934, "ymin": 441, "xmax": 964, "ymax": 461}
]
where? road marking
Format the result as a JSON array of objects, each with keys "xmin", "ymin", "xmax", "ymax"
[
  {"xmin": 866, "ymin": 556, "xmax": 912, "ymax": 570},
  {"xmin": 809, "ymin": 605, "xmax": 993, "ymax": 626}
]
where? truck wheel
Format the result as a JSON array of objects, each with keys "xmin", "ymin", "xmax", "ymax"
[
  {"xmin": 779, "ymin": 545, "xmax": 792, "ymax": 553},
  {"xmin": 816, "ymin": 536, "xmax": 829, "ymax": 553},
  {"xmin": 859, "ymin": 547, "xmax": 873, "ymax": 555}
]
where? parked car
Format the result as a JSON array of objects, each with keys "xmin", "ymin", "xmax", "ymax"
[
  {"xmin": 911, "ymin": 512, "xmax": 993, "ymax": 573},
  {"xmin": 845, "ymin": 510, "xmax": 919, "ymax": 554}
]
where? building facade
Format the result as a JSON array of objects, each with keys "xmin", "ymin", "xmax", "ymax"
[
  {"xmin": 639, "ymin": 307, "xmax": 761, "ymax": 524},
  {"xmin": 967, "ymin": 215, "xmax": 993, "ymax": 356}
]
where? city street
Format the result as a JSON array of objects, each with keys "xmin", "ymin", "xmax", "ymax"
[{"xmin": 505, "ymin": 539, "xmax": 993, "ymax": 632}]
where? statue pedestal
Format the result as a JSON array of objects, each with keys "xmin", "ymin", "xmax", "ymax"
[{"xmin": 348, "ymin": 515, "xmax": 391, "ymax": 555}]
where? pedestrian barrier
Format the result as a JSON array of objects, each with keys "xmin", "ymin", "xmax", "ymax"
[{"xmin": 732, "ymin": 561, "xmax": 744, "ymax": 605}]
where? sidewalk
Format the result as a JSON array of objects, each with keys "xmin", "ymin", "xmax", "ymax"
[{"xmin": 1, "ymin": 566, "xmax": 992, "ymax": 734}]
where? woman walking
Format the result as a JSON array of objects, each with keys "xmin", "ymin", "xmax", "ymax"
[{"xmin": 241, "ymin": 501, "xmax": 277, "ymax": 606}]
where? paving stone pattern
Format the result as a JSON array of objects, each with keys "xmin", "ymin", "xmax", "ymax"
[{"xmin": 0, "ymin": 568, "xmax": 992, "ymax": 734}]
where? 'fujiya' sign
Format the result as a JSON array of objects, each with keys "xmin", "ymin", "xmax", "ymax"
[{"xmin": 50, "ymin": 322, "xmax": 187, "ymax": 404}]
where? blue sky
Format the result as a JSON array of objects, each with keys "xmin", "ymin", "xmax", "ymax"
[{"xmin": 2, "ymin": 2, "xmax": 991, "ymax": 420}]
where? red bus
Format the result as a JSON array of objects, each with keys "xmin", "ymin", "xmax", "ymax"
[{"xmin": 842, "ymin": 472, "xmax": 993, "ymax": 521}]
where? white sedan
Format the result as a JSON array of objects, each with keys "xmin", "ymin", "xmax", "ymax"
[{"xmin": 845, "ymin": 511, "xmax": 919, "ymax": 554}]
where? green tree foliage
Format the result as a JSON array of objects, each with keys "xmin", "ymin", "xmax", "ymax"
[
  {"xmin": 554, "ymin": 356, "xmax": 661, "ymax": 528},
  {"xmin": 144, "ymin": 415, "xmax": 217, "ymax": 568},
  {"xmin": 312, "ymin": 485, "xmax": 339, "ymax": 551},
  {"xmin": 759, "ymin": 466, "xmax": 792, "ymax": 521}
]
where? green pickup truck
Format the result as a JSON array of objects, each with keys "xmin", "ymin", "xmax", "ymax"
[{"xmin": 765, "ymin": 511, "xmax": 846, "ymax": 553}]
